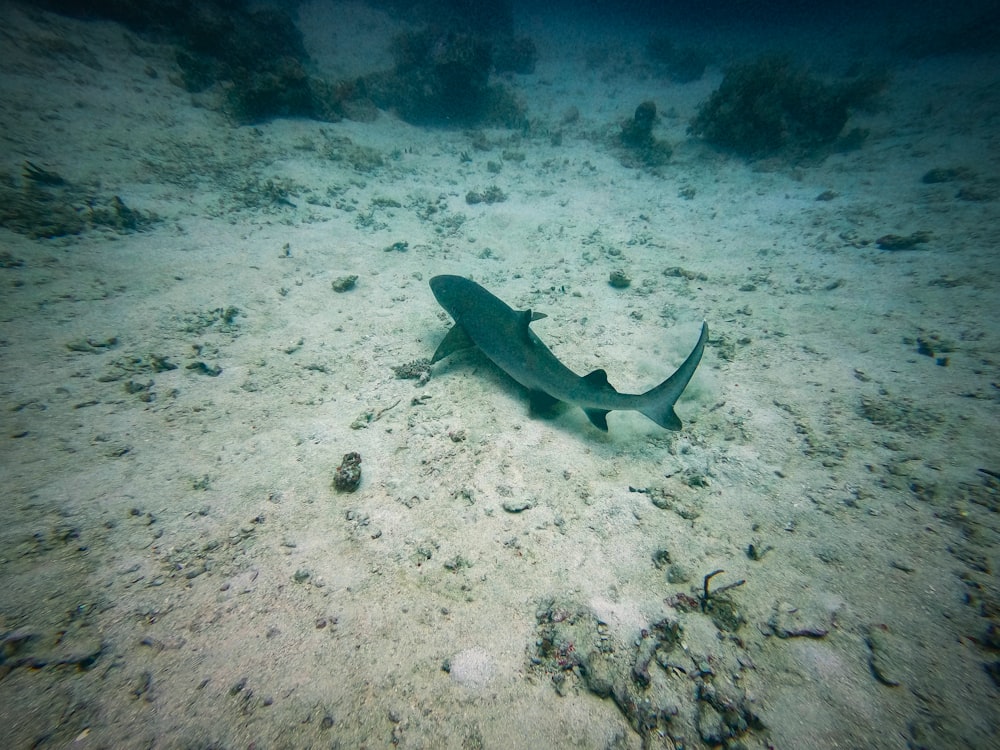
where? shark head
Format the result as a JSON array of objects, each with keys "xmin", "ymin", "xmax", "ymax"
[{"xmin": 430, "ymin": 275, "xmax": 484, "ymax": 320}]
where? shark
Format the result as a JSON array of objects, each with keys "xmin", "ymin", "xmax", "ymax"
[{"xmin": 429, "ymin": 275, "xmax": 707, "ymax": 431}]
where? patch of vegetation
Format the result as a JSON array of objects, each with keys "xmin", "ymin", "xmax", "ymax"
[
  {"xmin": 181, "ymin": 306, "xmax": 241, "ymax": 335},
  {"xmin": 100, "ymin": 354, "xmax": 178, "ymax": 382},
  {"xmin": 221, "ymin": 57, "xmax": 324, "ymax": 125},
  {"xmin": 228, "ymin": 176, "xmax": 299, "ymax": 211},
  {"xmin": 364, "ymin": 27, "xmax": 526, "ymax": 127},
  {"xmin": 40, "ymin": 0, "xmax": 367, "ymax": 124},
  {"xmin": 859, "ymin": 393, "xmax": 941, "ymax": 435},
  {"xmin": 689, "ymin": 56, "xmax": 885, "ymax": 158},
  {"xmin": 392, "ymin": 358, "xmax": 431, "ymax": 381},
  {"xmin": 408, "ymin": 193, "xmax": 466, "ymax": 235},
  {"xmin": 321, "ymin": 135, "xmax": 385, "ymax": 174},
  {"xmin": 0, "ymin": 163, "xmax": 159, "ymax": 239},
  {"xmin": 465, "ymin": 185, "xmax": 507, "ymax": 204}
]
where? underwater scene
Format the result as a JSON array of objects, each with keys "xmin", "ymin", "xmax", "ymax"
[{"xmin": 0, "ymin": 0, "xmax": 997, "ymax": 747}]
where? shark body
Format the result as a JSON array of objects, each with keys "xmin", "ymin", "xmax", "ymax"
[{"xmin": 429, "ymin": 275, "xmax": 707, "ymax": 431}]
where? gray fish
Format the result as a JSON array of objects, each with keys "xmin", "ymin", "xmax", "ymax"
[{"xmin": 430, "ymin": 275, "xmax": 707, "ymax": 431}]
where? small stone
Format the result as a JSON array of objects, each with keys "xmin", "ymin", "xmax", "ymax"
[
  {"xmin": 608, "ymin": 270, "xmax": 631, "ymax": 288},
  {"xmin": 876, "ymin": 232, "xmax": 931, "ymax": 251},
  {"xmin": 502, "ymin": 498, "xmax": 532, "ymax": 513},
  {"xmin": 331, "ymin": 275, "xmax": 358, "ymax": 292}
]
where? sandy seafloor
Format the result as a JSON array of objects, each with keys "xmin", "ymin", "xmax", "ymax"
[{"xmin": 1, "ymin": 2, "xmax": 998, "ymax": 748}]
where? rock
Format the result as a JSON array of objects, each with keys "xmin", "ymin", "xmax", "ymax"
[
  {"xmin": 608, "ymin": 270, "xmax": 631, "ymax": 289},
  {"xmin": 866, "ymin": 625, "xmax": 905, "ymax": 686},
  {"xmin": 333, "ymin": 452, "xmax": 362, "ymax": 492}
]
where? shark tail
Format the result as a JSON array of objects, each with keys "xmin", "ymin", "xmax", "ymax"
[{"xmin": 637, "ymin": 322, "xmax": 708, "ymax": 431}]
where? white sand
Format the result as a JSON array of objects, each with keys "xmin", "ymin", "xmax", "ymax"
[{"xmin": 0, "ymin": 2, "xmax": 997, "ymax": 748}]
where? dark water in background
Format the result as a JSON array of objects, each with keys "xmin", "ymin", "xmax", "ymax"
[
  {"xmin": 515, "ymin": 0, "xmax": 999, "ymax": 54},
  {"xmin": 522, "ymin": 0, "xmax": 994, "ymax": 27},
  {"xmin": 514, "ymin": 0, "xmax": 1000, "ymax": 64},
  {"xmin": 37, "ymin": 0, "xmax": 1000, "ymax": 75}
]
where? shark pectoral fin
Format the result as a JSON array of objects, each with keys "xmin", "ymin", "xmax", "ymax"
[
  {"xmin": 529, "ymin": 389, "xmax": 560, "ymax": 414},
  {"xmin": 581, "ymin": 370, "xmax": 615, "ymax": 430},
  {"xmin": 584, "ymin": 408, "xmax": 611, "ymax": 431},
  {"xmin": 431, "ymin": 323, "xmax": 475, "ymax": 363},
  {"xmin": 530, "ymin": 311, "xmax": 547, "ymax": 321}
]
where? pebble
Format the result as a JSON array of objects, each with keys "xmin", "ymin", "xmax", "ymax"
[{"xmin": 502, "ymin": 498, "xmax": 532, "ymax": 513}]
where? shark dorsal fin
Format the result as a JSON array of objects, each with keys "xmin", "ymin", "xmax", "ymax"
[
  {"xmin": 517, "ymin": 310, "xmax": 538, "ymax": 345},
  {"xmin": 431, "ymin": 323, "xmax": 475, "ymax": 363},
  {"xmin": 582, "ymin": 369, "xmax": 616, "ymax": 393},
  {"xmin": 519, "ymin": 309, "xmax": 547, "ymax": 330}
]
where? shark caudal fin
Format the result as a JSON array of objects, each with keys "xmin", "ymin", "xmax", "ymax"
[{"xmin": 637, "ymin": 322, "xmax": 708, "ymax": 431}]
